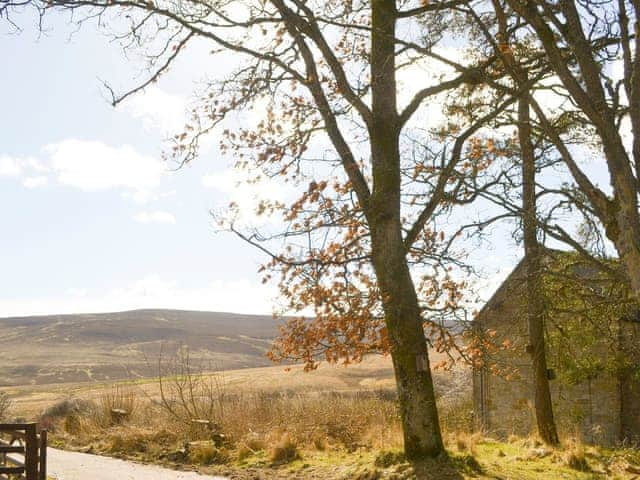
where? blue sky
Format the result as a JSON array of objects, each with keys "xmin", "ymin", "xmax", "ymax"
[
  {"xmin": 2, "ymin": 8, "xmax": 615, "ymax": 318},
  {"xmin": 0, "ymin": 11, "xmax": 288, "ymax": 316}
]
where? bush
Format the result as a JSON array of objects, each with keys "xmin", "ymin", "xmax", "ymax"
[
  {"xmin": 312, "ymin": 435, "xmax": 327, "ymax": 451},
  {"xmin": 188, "ymin": 442, "xmax": 229, "ymax": 465},
  {"xmin": 41, "ymin": 398, "xmax": 93, "ymax": 419},
  {"xmin": 453, "ymin": 432, "xmax": 481, "ymax": 455},
  {"xmin": 564, "ymin": 444, "xmax": 590, "ymax": 471},
  {"xmin": 108, "ymin": 432, "xmax": 149, "ymax": 454},
  {"xmin": 63, "ymin": 415, "xmax": 82, "ymax": 435},
  {"xmin": 98, "ymin": 386, "xmax": 138, "ymax": 426},
  {"xmin": 270, "ymin": 434, "xmax": 300, "ymax": 465},
  {"xmin": 237, "ymin": 445, "xmax": 253, "ymax": 461},
  {"xmin": 374, "ymin": 449, "xmax": 405, "ymax": 468}
]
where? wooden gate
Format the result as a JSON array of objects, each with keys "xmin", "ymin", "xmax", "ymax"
[{"xmin": 0, "ymin": 424, "xmax": 46, "ymax": 480}]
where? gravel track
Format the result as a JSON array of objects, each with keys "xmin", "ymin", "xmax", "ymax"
[{"xmin": 47, "ymin": 448, "xmax": 229, "ymax": 480}]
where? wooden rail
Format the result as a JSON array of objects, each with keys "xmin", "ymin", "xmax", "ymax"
[{"xmin": 0, "ymin": 424, "xmax": 46, "ymax": 480}]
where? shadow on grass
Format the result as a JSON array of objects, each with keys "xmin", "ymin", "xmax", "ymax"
[{"xmin": 412, "ymin": 452, "xmax": 481, "ymax": 480}]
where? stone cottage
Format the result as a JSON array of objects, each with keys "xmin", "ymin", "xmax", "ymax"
[{"xmin": 472, "ymin": 253, "xmax": 640, "ymax": 445}]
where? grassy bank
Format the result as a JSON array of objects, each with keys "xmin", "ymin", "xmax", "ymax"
[
  {"xmin": 2, "ymin": 355, "xmax": 639, "ymax": 479},
  {"xmin": 32, "ymin": 387, "xmax": 640, "ymax": 479}
]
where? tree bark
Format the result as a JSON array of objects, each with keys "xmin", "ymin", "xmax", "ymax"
[
  {"xmin": 519, "ymin": 97, "xmax": 560, "ymax": 445},
  {"xmin": 504, "ymin": 0, "xmax": 640, "ymax": 299},
  {"xmin": 367, "ymin": 0, "xmax": 444, "ymax": 459},
  {"xmin": 371, "ymin": 224, "xmax": 445, "ymax": 459}
]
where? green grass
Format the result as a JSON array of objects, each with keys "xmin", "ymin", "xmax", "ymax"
[{"xmin": 190, "ymin": 439, "xmax": 640, "ymax": 479}]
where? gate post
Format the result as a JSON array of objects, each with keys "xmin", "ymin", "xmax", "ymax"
[{"xmin": 24, "ymin": 423, "xmax": 38, "ymax": 480}]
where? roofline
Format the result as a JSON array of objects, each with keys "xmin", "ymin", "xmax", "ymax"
[{"xmin": 474, "ymin": 248, "xmax": 571, "ymax": 323}]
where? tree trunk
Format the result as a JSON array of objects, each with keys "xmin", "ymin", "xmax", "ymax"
[
  {"xmin": 504, "ymin": 0, "xmax": 640, "ymax": 299},
  {"xmin": 367, "ymin": 0, "xmax": 444, "ymax": 460},
  {"xmin": 370, "ymin": 217, "xmax": 445, "ymax": 459},
  {"xmin": 371, "ymin": 229, "xmax": 445, "ymax": 459},
  {"xmin": 519, "ymin": 97, "xmax": 560, "ymax": 445},
  {"xmin": 594, "ymin": 121, "xmax": 640, "ymax": 297}
]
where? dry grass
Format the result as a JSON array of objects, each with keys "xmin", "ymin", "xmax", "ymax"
[
  {"xmin": 13, "ymin": 392, "xmax": 640, "ymax": 479},
  {"xmin": 188, "ymin": 442, "xmax": 230, "ymax": 465},
  {"xmin": 0, "ymin": 392, "xmax": 12, "ymax": 421},
  {"xmin": 563, "ymin": 437, "xmax": 590, "ymax": 472},
  {"xmin": 7, "ymin": 355, "xmax": 640, "ymax": 479},
  {"xmin": 96, "ymin": 386, "xmax": 139, "ymax": 426},
  {"xmin": 1, "ymin": 354, "xmax": 402, "ymax": 416},
  {"xmin": 269, "ymin": 434, "xmax": 301, "ymax": 465},
  {"xmin": 46, "ymin": 389, "xmax": 407, "ymax": 455},
  {"xmin": 452, "ymin": 432, "xmax": 481, "ymax": 455}
]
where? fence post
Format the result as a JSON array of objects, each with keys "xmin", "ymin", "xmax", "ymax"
[
  {"xmin": 24, "ymin": 423, "xmax": 38, "ymax": 480},
  {"xmin": 39, "ymin": 430, "xmax": 47, "ymax": 480}
]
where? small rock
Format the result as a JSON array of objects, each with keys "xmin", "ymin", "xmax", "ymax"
[{"xmin": 164, "ymin": 448, "xmax": 187, "ymax": 462}]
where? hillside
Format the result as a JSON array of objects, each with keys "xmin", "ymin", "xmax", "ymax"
[{"xmin": 0, "ymin": 309, "xmax": 281, "ymax": 386}]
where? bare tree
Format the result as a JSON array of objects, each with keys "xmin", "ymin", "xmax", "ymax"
[
  {"xmin": 496, "ymin": 0, "xmax": 640, "ymax": 298},
  {"xmin": 0, "ymin": 0, "xmax": 525, "ymax": 458}
]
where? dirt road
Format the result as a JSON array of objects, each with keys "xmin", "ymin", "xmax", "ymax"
[{"xmin": 47, "ymin": 448, "xmax": 229, "ymax": 480}]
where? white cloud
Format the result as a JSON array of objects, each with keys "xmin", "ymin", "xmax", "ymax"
[
  {"xmin": 202, "ymin": 168, "xmax": 295, "ymax": 224},
  {"xmin": 44, "ymin": 139, "xmax": 165, "ymax": 198},
  {"xmin": 1, "ymin": 156, "xmax": 50, "ymax": 187},
  {"xmin": 125, "ymin": 87, "xmax": 187, "ymax": 133},
  {"xmin": 22, "ymin": 176, "xmax": 48, "ymax": 189},
  {"xmin": 2, "ymin": 140, "xmax": 172, "ymax": 203},
  {"xmin": 0, "ymin": 156, "xmax": 23, "ymax": 177},
  {"xmin": 134, "ymin": 211, "xmax": 176, "ymax": 224},
  {"xmin": 118, "ymin": 274, "xmax": 177, "ymax": 298},
  {"xmin": 0, "ymin": 275, "xmax": 278, "ymax": 317},
  {"xmin": 0, "ymin": 156, "xmax": 47, "ymax": 178},
  {"xmin": 532, "ymin": 76, "xmax": 571, "ymax": 116},
  {"xmin": 20, "ymin": 158, "xmax": 49, "ymax": 173},
  {"xmin": 66, "ymin": 288, "xmax": 88, "ymax": 297}
]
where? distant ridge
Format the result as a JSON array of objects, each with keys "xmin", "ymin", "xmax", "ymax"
[{"xmin": 0, "ymin": 309, "xmax": 281, "ymax": 387}]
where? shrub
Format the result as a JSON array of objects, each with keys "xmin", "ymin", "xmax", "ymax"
[
  {"xmin": 98, "ymin": 386, "xmax": 138, "ymax": 426},
  {"xmin": 374, "ymin": 449, "xmax": 405, "ymax": 468},
  {"xmin": 156, "ymin": 348, "xmax": 226, "ymax": 429},
  {"xmin": 41, "ymin": 398, "xmax": 92, "ymax": 419},
  {"xmin": 240, "ymin": 433, "xmax": 266, "ymax": 453},
  {"xmin": 63, "ymin": 415, "xmax": 82, "ymax": 435},
  {"xmin": 564, "ymin": 442, "xmax": 590, "ymax": 471},
  {"xmin": 312, "ymin": 435, "xmax": 327, "ymax": 451},
  {"xmin": 453, "ymin": 432, "xmax": 481, "ymax": 455},
  {"xmin": 270, "ymin": 434, "xmax": 300, "ymax": 465},
  {"xmin": 108, "ymin": 432, "xmax": 149, "ymax": 454},
  {"xmin": 237, "ymin": 445, "xmax": 253, "ymax": 461},
  {"xmin": 507, "ymin": 434, "xmax": 520, "ymax": 444},
  {"xmin": 188, "ymin": 442, "xmax": 229, "ymax": 465}
]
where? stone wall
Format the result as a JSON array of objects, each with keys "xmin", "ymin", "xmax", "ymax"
[
  {"xmin": 473, "ymin": 267, "xmax": 624, "ymax": 445},
  {"xmin": 620, "ymin": 320, "xmax": 640, "ymax": 443}
]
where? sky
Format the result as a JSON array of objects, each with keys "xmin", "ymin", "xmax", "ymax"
[
  {"xmin": 1, "ymin": 8, "xmax": 603, "ymax": 318},
  {"xmin": 0, "ymin": 11, "xmax": 294, "ymax": 316}
]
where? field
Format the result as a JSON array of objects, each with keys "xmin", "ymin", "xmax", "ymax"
[
  {"xmin": 0, "ymin": 309, "xmax": 280, "ymax": 386},
  {"xmin": 3, "ymin": 355, "xmax": 399, "ymax": 416},
  {"xmin": 1, "ymin": 310, "xmax": 639, "ymax": 479}
]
